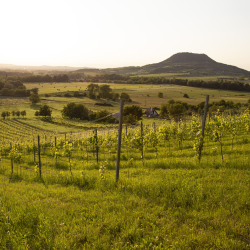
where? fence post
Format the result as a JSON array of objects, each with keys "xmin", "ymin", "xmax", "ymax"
[
  {"xmin": 10, "ymin": 143, "xmax": 13, "ymax": 174},
  {"xmin": 38, "ymin": 135, "xmax": 41, "ymax": 178},
  {"xmin": 126, "ymin": 125, "xmax": 127, "ymax": 137},
  {"xmin": 95, "ymin": 129, "xmax": 98, "ymax": 163},
  {"xmin": 198, "ymin": 95, "xmax": 209, "ymax": 162},
  {"xmin": 116, "ymin": 99, "xmax": 124, "ymax": 182},
  {"xmin": 33, "ymin": 137, "xmax": 36, "ymax": 162},
  {"xmin": 55, "ymin": 136, "xmax": 57, "ymax": 148},
  {"xmin": 141, "ymin": 121, "xmax": 143, "ymax": 159}
]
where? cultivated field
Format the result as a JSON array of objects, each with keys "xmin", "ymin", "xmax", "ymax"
[{"xmin": 1, "ymin": 83, "xmax": 250, "ymax": 249}]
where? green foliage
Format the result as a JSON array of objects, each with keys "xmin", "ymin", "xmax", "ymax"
[
  {"xmin": 120, "ymin": 92, "xmax": 130, "ymax": 101},
  {"xmin": 21, "ymin": 110, "xmax": 26, "ymax": 118},
  {"xmin": 160, "ymin": 100, "xmax": 187, "ymax": 118},
  {"xmin": 158, "ymin": 92, "xmax": 163, "ymax": 98},
  {"xmin": 29, "ymin": 94, "xmax": 41, "ymax": 104},
  {"xmin": 183, "ymin": 93, "xmax": 189, "ymax": 98},
  {"xmin": 61, "ymin": 102, "xmax": 88, "ymax": 120},
  {"xmin": 38, "ymin": 105, "xmax": 52, "ymax": 117},
  {"xmin": 123, "ymin": 105, "xmax": 143, "ymax": 122}
]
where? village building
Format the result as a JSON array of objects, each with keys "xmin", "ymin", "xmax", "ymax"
[{"xmin": 144, "ymin": 107, "xmax": 159, "ymax": 118}]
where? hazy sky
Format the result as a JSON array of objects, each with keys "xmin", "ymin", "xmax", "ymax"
[{"xmin": 1, "ymin": 0, "xmax": 250, "ymax": 70}]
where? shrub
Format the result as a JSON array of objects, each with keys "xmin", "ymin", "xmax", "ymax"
[
  {"xmin": 158, "ymin": 92, "xmax": 163, "ymax": 98},
  {"xmin": 29, "ymin": 94, "xmax": 41, "ymax": 104},
  {"xmin": 62, "ymin": 103, "xmax": 88, "ymax": 120}
]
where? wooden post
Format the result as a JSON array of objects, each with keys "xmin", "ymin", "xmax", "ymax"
[
  {"xmin": 198, "ymin": 95, "xmax": 209, "ymax": 162},
  {"xmin": 55, "ymin": 136, "xmax": 57, "ymax": 148},
  {"xmin": 141, "ymin": 121, "xmax": 143, "ymax": 159},
  {"xmin": 33, "ymin": 137, "xmax": 36, "ymax": 162},
  {"xmin": 65, "ymin": 133, "xmax": 66, "ymax": 142},
  {"xmin": 116, "ymin": 99, "xmax": 124, "ymax": 182},
  {"xmin": 10, "ymin": 143, "xmax": 13, "ymax": 174},
  {"xmin": 209, "ymin": 112, "xmax": 211, "ymax": 122},
  {"xmin": 38, "ymin": 135, "xmax": 41, "ymax": 177},
  {"xmin": 126, "ymin": 125, "xmax": 127, "ymax": 136},
  {"xmin": 95, "ymin": 129, "xmax": 98, "ymax": 163}
]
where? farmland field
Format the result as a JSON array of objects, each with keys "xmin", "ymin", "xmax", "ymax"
[{"xmin": 1, "ymin": 83, "xmax": 250, "ymax": 249}]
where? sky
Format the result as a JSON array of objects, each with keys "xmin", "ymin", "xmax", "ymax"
[{"xmin": 1, "ymin": 0, "xmax": 250, "ymax": 70}]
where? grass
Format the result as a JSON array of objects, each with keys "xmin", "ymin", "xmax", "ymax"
[
  {"xmin": 1, "ymin": 82, "xmax": 250, "ymax": 129},
  {"xmin": 1, "ymin": 162, "xmax": 250, "ymax": 249},
  {"xmin": 1, "ymin": 83, "xmax": 250, "ymax": 248},
  {"xmin": 1, "ymin": 116, "xmax": 250, "ymax": 248}
]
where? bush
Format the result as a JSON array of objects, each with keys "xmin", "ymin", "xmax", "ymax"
[
  {"xmin": 123, "ymin": 105, "xmax": 143, "ymax": 121},
  {"xmin": 29, "ymin": 94, "xmax": 41, "ymax": 104},
  {"xmin": 123, "ymin": 114, "xmax": 137, "ymax": 124},
  {"xmin": 39, "ymin": 105, "xmax": 52, "ymax": 117},
  {"xmin": 183, "ymin": 94, "xmax": 189, "ymax": 98},
  {"xmin": 62, "ymin": 103, "xmax": 88, "ymax": 120},
  {"xmin": 120, "ymin": 92, "xmax": 130, "ymax": 101},
  {"xmin": 158, "ymin": 92, "xmax": 163, "ymax": 98}
]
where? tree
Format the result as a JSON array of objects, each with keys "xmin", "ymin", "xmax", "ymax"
[
  {"xmin": 16, "ymin": 111, "xmax": 21, "ymax": 118},
  {"xmin": 87, "ymin": 83, "xmax": 99, "ymax": 93},
  {"xmin": 29, "ymin": 94, "xmax": 41, "ymax": 104},
  {"xmin": 5, "ymin": 111, "xmax": 10, "ymax": 119},
  {"xmin": 120, "ymin": 92, "xmax": 130, "ymax": 101},
  {"xmin": 62, "ymin": 102, "xmax": 88, "ymax": 120},
  {"xmin": 123, "ymin": 105, "xmax": 143, "ymax": 121},
  {"xmin": 39, "ymin": 105, "xmax": 52, "ymax": 117},
  {"xmin": 1, "ymin": 88, "xmax": 10, "ymax": 96},
  {"xmin": 114, "ymin": 93, "xmax": 120, "ymax": 99},
  {"xmin": 21, "ymin": 110, "xmax": 26, "ymax": 118},
  {"xmin": 183, "ymin": 93, "xmax": 189, "ymax": 98},
  {"xmin": 99, "ymin": 84, "xmax": 112, "ymax": 99},
  {"xmin": 1, "ymin": 111, "xmax": 6, "ymax": 119},
  {"xmin": 158, "ymin": 92, "xmax": 163, "ymax": 98},
  {"xmin": 30, "ymin": 88, "xmax": 39, "ymax": 95}
]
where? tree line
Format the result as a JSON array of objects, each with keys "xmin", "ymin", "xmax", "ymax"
[
  {"xmin": 2, "ymin": 74, "xmax": 69, "ymax": 83},
  {"xmin": 1, "ymin": 110, "xmax": 26, "ymax": 119},
  {"xmin": 0, "ymin": 80, "xmax": 39, "ymax": 97}
]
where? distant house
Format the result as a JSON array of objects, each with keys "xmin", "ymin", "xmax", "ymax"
[{"xmin": 145, "ymin": 108, "xmax": 159, "ymax": 118}]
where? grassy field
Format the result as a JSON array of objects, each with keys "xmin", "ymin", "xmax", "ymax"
[
  {"xmin": 1, "ymin": 83, "xmax": 250, "ymax": 249},
  {"xmin": 1, "ymin": 115, "xmax": 250, "ymax": 249},
  {"xmin": 0, "ymin": 81, "xmax": 249, "ymax": 133}
]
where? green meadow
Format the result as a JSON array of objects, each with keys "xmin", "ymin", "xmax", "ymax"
[{"xmin": 1, "ymin": 82, "xmax": 250, "ymax": 249}]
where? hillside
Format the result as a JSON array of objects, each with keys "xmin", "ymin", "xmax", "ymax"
[{"xmin": 102, "ymin": 52, "xmax": 250, "ymax": 76}]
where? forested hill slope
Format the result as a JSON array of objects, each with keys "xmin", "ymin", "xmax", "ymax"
[{"xmin": 102, "ymin": 52, "xmax": 250, "ymax": 76}]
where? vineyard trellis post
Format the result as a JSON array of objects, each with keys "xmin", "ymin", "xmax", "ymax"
[
  {"xmin": 33, "ymin": 137, "xmax": 36, "ymax": 162},
  {"xmin": 10, "ymin": 143, "xmax": 13, "ymax": 174},
  {"xmin": 95, "ymin": 129, "xmax": 98, "ymax": 163},
  {"xmin": 116, "ymin": 99, "xmax": 124, "ymax": 182},
  {"xmin": 38, "ymin": 135, "xmax": 42, "ymax": 178},
  {"xmin": 141, "ymin": 121, "xmax": 143, "ymax": 159},
  {"xmin": 198, "ymin": 95, "xmax": 209, "ymax": 162}
]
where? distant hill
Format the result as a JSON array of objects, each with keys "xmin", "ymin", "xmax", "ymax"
[{"xmin": 102, "ymin": 52, "xmax": 250, "ymax": 76}]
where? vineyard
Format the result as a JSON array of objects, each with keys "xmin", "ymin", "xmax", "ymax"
[
  {"xmin": 1, "ymin": 111, "xmax": 250, "ymax": 180},
  {"xmin": 2, "ymin": 112, "xmax": 250, "ymax": 249}
]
